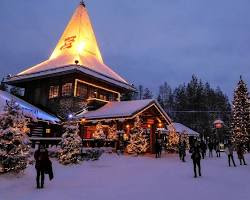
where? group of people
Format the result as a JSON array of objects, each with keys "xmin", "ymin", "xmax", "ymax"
[
  {"xmin": 189, "ymin": 139, "xmax": 248, "ymax": 178},
  {"xmin": 207, "ymin": 141, "xmax": 221, "ymax": 158}
]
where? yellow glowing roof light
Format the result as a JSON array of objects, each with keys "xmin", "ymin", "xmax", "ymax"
[
  {"xmin": 17, "ymin": 2, "xmax": 129, "ymax": 85},
  {"xmin": 49, "ymin": 3, "xmax": 103, "ymax": 63}
]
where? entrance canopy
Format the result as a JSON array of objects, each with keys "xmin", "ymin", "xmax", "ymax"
[{"xmin": 76, "ymin": 99, "xmax": 172, "ymax": 124}]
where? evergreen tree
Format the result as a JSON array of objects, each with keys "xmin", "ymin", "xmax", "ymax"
[
  {"xmin": 107, "ymin": 124, "xmax": 118, "ymax": 140},
  {"xmin": 231, "ymin": 77, "xmax": 249, "ymax": 146},
  {"xmin": 92, "ymin": 122, "xmax": 106, "ymax": 139},
  {"xmin": 0, "ymin": 100, "xmax": 30, "ymax": 173},
  {"xmin": 127, "ymin": 116, "xmax": 148, "ymax": 155},
  {"xmin": 166, "ymin": 125, "xmax": 179, "ymax": 152},
  {"xmin": 58, "ymin": 121, "xmax": 82, "ymax": 165},
  {"xmin": 143, "ymin": 88, "xmax": 153, "ymax": 99},
  {"xmin": 158, "ymin": 82, "xmax": 174, "ymax": 112},
  {"xmin": 138, "ymin": 85, "xmax": 144, "ymax": 100}
]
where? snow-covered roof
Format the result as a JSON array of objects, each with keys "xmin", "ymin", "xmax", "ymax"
[
  {"xmin": 7, "ymin": 3, "xmax": 133, "ymax": 91},
  {"xmin": 0, "ymin": 90, "xmax": 60, "ymax": 123},
  {"xmin": 77, "ymin": 99, "xmax": 172, "ymax": 123},
  {"xmin": 7, "ymin": 65, "xmax": 134, "ymax": 91},
  {"xmin": 171, "ymin": 123, "xmax": 199, "ymax": 136}
]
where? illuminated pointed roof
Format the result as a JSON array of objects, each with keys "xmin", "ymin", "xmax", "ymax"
[{"xmin": 9, "ymin": 2, "xmax": 133, "ymax": 90}]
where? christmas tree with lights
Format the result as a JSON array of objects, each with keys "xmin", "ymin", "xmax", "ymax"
[
  {"xmin": 166, "ymin": 125, "xmax": 179, "ymax": 152},
  {"xmin": 107, "ymin": 124, "xmax": 118, "ymax": 140},
  {"xmin": 58, "ymin": 121, "xmax": 82, "ymax": 165},
  {"xmin": 0, "ymin": 100, "xmax": 30, "ymax": 173},
  {"xmin": 92, "ymin": 122, "xmax": 106, "ymax": 139},
  {"xmin": 127, "ymin": 116, "xmax": 148, "ymax": 155},
  {"xmin": 231, "ymin": 76, "xmax": 250, "ymax": 147}
]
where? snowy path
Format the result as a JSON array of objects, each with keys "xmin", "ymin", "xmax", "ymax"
[{"xmin": 1, "ymin": 153, "xmax": 250, "ymax": 200}]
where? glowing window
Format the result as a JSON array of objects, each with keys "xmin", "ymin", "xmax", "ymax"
[
  {"xmin": 49, "ymin": 85, "xmax": 59, "ymax": 99},
  {"xmin": 76, "ymin": 83, "xmax": 88, "ymax": 98},
  {"xmin": 62, "ymin": 83, "xmax": 72, "ymax": 97}
]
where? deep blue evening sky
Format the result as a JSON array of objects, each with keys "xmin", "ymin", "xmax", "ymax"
[{"xmin": 0, "ymin": 0, "xmax": 249, "ymax": 99}]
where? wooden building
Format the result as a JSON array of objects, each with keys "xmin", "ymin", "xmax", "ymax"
[
  {"xmin": 5, "ymin": 1, "xmax": 134, "ymax": 118},
  {"xmin": 76, "ymin": 99, "xmax": 172, "ymax": 153},
  {"xmin": 5, "ymin": 2, "xmax": 173, "ymax": 152}
]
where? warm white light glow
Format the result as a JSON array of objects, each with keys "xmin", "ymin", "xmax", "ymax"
[{"xmin": 77, "ymin": 41, "xmax": 86, "ymax": 53}]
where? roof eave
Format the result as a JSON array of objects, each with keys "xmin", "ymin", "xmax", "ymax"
[{"xmin": 5, "ymin": 65, "xmax": 135, "ymax": 91}]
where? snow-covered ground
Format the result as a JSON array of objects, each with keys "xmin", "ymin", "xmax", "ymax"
[{"xmin": 1, "ymin": 152, "xmax": 250, "ymax": 200}]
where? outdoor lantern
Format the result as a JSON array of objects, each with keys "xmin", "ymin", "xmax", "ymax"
[
  {"xmin": 81, "ymin": 118, "xmax": 86, "ymax": 123},
  {"xmin": 68, "ymin": 114, "xmax": 73, "ymax": 119},
  {"xmin": 126, "ymin": 124, "xmax": 130, "ymax": 129},
  {"xmin": 158, "ymin": 123, "xmax": 163, "ymax": 128}
]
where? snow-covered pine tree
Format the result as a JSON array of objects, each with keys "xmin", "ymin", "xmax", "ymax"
[
  {"xmin": 92, "ymin": 122, "xmax": 106, "ymax": 139},
  {"xmin": 0, "ymin": 100, "xmax": 30, "ymax": 173},
  {"xmin": 107, "ymin": 124, "xmax": 117, "ymax": 140},
  {"xmin": 127, "ymin": 116, "xmax": 148, "ymax": 155},
  {"xmin": 231, "ymin": 77, "xmax": 250, "ymax": 147},
  {"xmin": 58, "ymin": 121, "xmax": 82, "ymax": 165},
  {"xmin": 166, "ymin": 125, "xmax": 179, "ymax": 152}
]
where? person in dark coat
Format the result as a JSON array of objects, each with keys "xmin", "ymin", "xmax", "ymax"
[
  {"xmin": 178, "ymin": 141, "xmax": 186, "ymax": 162},
  {"xmin": 215, "ymin": 143, "xmax": 221, "ymax": 157},
  {"xmin": 208, "ymin": 141, "xmax": 214, "ymax": 158},
  {"xmin": 116, "ymin": 139, "xmax": 121, "ymax": 156},
  {"xmin": 155, "ymin": 140, "xmax": 161, "ymax": 158},
  {"xmin": 237, "ymin": 143, "xmax": 247, "ymax": 165},
  {"xmin": 34, "ymin": 145, "xmax": 53, "ymax": 189},
  {"xmin": 191, "ymin": 141, "xmax": 202, "ymax": 178},
  {"xmin": 200, "ymin": 140, "xmax": 207, "ymax": 159},
  {"xmin": 225, "ymin": 142, "xmax": 236, "ymax": 167}
]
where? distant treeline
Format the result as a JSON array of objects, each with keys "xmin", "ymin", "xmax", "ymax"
[{"xmin": 124, "ymin": 75, "xmax": 231, "ymax": 138}]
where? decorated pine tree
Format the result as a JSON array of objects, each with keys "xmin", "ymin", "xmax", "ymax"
[
  {"xmin": 0, "ymin": 100, "xmax": 30, "ymax": 173},
  {"xmin": 231, "ymin": 77, "xmax": 249, "ymax": 146},
  {"xmin": 166, "ymin": 125, "xmax": 179, "ymax": 152},
  {"xmin": 127, "ymin": 116, "xmax": 148, "ymax": 155},
  {"xmin": 107, "ymin": 124, "xmax": 117, "ymax": 140},
  {"xmin": 58, "ymin": 121, "xmax": 82, "ymax": 165},
  {"xmin": 92, "ymin": 122, "xmax": 106, "ymax": 139},
  {"xmin": 180, "ymin": 133, "xmax": 190, "ymax": 150}
]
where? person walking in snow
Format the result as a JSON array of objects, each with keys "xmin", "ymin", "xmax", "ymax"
[
  {"xmin": 34, "ymin": 144, "xmax": 53, "ymax": 189},
  {"xmin": 178, "ymin": 140, "xmax": 186, "ymax": 162},
  {"xmin": 155, "ymin": 140, "xmax": 161, "ymax": 158},
  {"xmin": 191, "ymin": 141, "xmax": 202, "ymax": 178},
  {"xmin": 215, "ymin": 142, "xmax": 221, "ymax": 157},
  {"xmin": 237, "ymin": 143, "xmax": 247, "ymax": 165},
  {"xmin": 200, "ymin": 140, "xmax": 207, "ymax": 159},
  {"xmin": 225, "ymin": 142, "xmax": 236, "ymax": 167},
  {"xmin": 208, "ymin": 141, "xmax": 214, "ymax": 158}
]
